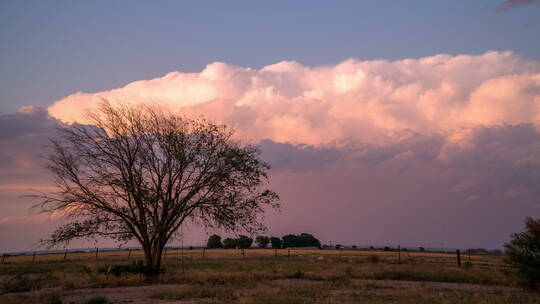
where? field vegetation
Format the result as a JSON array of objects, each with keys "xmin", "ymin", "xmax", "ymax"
[{"xmin": 1, "ymin": 248, "xmax": 538, "ymax": 303}]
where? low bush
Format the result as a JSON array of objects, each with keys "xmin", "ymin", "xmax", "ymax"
[
  {"xmin": 86, "ymin": 296, "xmax": 107, "ymax": 304},
  {"xmin": 98, "ymin": 261, "xmax": 161, "ymax": 277},
  {"xmin": 291, "ymin": 270, "xmax": 305, "ymax": 279},
  {"xmin": 1, "ymin": 272, "xmax": 57, "ymax": 293},
  {"xmin": 367, "ymin": 255, "xmax": 380, "ymax": 263},
  {"xmin": 151, "ymin": 285, "xmax": 236, "ymax": 301}
]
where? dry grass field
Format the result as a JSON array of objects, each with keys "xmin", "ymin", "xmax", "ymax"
[{"xmin": 1, "ymin": 248, "xmax": 538, "ymax": 303}]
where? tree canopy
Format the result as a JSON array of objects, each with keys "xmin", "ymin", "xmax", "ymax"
[
  {"xmin": 255, "ymin": 236, "xmax": 270, "ymax": 248},
  {"xmin": 282, "ymin": 233, "xmax": 321, "ymax": 248},
  {"xmin": 33, "ymin": 102, "xmax": 279, "ymax": 271},
  {"xmin": 504, "ymin": 217, "xmax": 540, "ymax": 289},
  {"xmin": 270, "ymin": 237, "xmax": 283, "ymax": 249},
  {"xmin": 207, "ymin": 234, "xmax": 223, "ymax": 249}
]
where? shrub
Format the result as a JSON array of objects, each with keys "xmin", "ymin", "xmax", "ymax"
[
  {"xmin": 49, "ymin": 293, "xmax": 63, "ymax": 304},
  {"xmin": 490, "ymin": 249, "xmax": 503, "ymax": 255},
  {"xmin": 98, "ymin": 261, "xmax": 160, "ymax": 276},
  {"xmin": 86, "ymin": 296, "xmax": 108, "ymax": 304},
  {"xmin": 468, "ymin": 248, "xmax": 489, "ymax": 254},
  {"xmin": 291, "ymin": 270, "xmax": 305, "ymax": 279},
  {"xmin": 504, "ymin": 217, "xmax": 540, "ymax": 289},
  {"xmin": 1, "ymin": 273, "xmax": 35, "ymax": 293},
  {"xmin": 1, "ymin": 272, "xmax": 57, "ymax": 293},
  {"xmin": 151, "ymin": 285, "xmax": 236, "ymax": 301},
  {"xmin": 367, "ymin": 255, "xmax": 380, "ymax": 263}
]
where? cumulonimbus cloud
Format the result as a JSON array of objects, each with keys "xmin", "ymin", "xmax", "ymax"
[
  {"xmin": 3, "ymin": 51, "xmax": 536, "ymax": 249},
  {"xmin": 48, "ymin": 51, "xmax": 540, "ymax": 146}
]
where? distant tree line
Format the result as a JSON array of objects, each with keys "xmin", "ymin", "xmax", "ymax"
[
  {"xmin": 206, "ymin": 233, "xmax": 321, "ymax": 249},
  {"xmin": 206, "ymin": 235, "xmax": 253, "ymax": 249}
]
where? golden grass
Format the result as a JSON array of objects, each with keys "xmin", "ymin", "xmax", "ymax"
[
  {"xmin": 1, "ymin": 248, "xmax": 506, "ymax": 268},
  {"xmin": 1, "ymin": 249, "xmax": 531, "ymax": 304}
]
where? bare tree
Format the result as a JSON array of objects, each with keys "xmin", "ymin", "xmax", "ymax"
[{"xmin": 33, "ymin": 102, "xmax": 279, "ymax": 272}]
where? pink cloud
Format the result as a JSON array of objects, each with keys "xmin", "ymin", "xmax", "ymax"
[{"xmin": 48, "ymin": 51, "xmax": 540, "ymax": 146}]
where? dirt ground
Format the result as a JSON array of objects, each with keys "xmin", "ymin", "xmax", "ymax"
[{"xmin": 13, "ymin": 279, "xmax": 526, "ymax": 304}]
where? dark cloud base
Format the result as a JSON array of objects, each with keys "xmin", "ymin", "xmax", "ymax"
[{"xmin": 261, "ymin": 124, "xmax": 540, "ymax": 249}]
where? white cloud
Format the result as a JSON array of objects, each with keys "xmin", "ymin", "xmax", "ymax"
[{"xmin": 48, "ymin": 51, "xmax": 540, "ymax": 145}]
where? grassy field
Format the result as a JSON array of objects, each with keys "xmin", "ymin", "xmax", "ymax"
[{"xmin": 0, "ymin": 248, "xmax": 538, "ymax": 303}]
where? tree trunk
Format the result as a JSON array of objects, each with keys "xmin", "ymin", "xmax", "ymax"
[
  {"xmin": 141, "ymin": 241, "xmax": 162, "ymax": 276},
  {"xmin": 142, "ymin": 244, "xmax": 153, "ymax": 266},
  {"xmin": 151, "ymin": 241, "xmax": 164, "ymax": 271}
]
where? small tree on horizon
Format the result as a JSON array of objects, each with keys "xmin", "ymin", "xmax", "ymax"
[
  {"xmin": 31, "ymin": 102, "xmax": 279, "ymax": 273},
  {"xmin": 255, "ymin": 236, "xmax": 270, "ymax": 248},
  {"xmin": 207, "ymin": 234, "xmax": 223, "ymax": 249},
  {"xmin": 223, "ymin": 238, "xmax": 237, "ymax": 249},
  {"xmin": 282, "ymin": 233, "xmax": 321, "ymax": 248},
  {"xmin": 270, "ymin": 237, "xmax": 282, "ymax": 249},
  {"xmin": 237, "ymin": 235, "xmax": 253, "ymax": 249}
]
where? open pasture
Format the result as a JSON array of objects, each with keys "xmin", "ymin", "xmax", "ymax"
[
  {"xmin": 2, "ymin": 248, "xmax": 504, "ymax": 266},
  {"xmin": 1, "ymin": 248, "xmax": 538, "ymax": 304}
]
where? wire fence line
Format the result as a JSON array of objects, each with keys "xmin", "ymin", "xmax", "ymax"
[{"xmin": 0, "ymin": 247, "xmax": 506, "ymax": 270}]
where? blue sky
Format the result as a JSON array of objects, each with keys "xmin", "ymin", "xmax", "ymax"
[{"xmin": 1, "ymin": 0, "xmax": 539, "ymax": 113}]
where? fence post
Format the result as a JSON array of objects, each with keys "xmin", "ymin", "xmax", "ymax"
[
  {"xmin": 181, "ymin": 246, "xmax": 185, "ymax": 274},
  {"xmin": 339, "ymin": 249, "xmax": 342, "ymax": 261},
  {"xmin": 63, "ymin": 249, "xmax": 68, "ymax": 261},
  {"xmin": 242, "ymin": 248, "xmax": 245, "ymax": 259},
  {"xmin": 202, "ymin": 247, "xmax": 206, "ymax": 261},
  {"xmin": 398, "ymin": 245, "xmax": 401, "ymax": 263},
  {"xmin": 274, "ymin": 249, "xmax": 277, "ymax": 258},
  {"xmin": 288, "ymin": 249, "xmax": 290, "ymax": 261},
  {"xmin": 32, "ymin": 252, "xmax": 36, "ymax": 264},
  {"xmin": 95, "ymin": 247, "xmax": 99, "ymax": 260},
  {"xmin": 456, "ymin": 249, "xmax": 461, "ymax": 267},
  {"xmin": 127, "ymin": 249, "xmax": 131, "ymax": 260},
  {"xmin": 1, "ymin": 254, "xmax": 5, "ymax": 264},
  {"xmin": 406, "ymin": 250, "xmax": 413, "ymax": 265}
]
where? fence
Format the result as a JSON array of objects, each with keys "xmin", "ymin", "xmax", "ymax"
[{"xmin": 0, "ymin": 247, "xmax": 505, "ymax": 269}]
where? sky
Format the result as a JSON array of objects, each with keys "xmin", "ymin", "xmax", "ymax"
[{"xmin": 1, "ymin": 0, "xmax": 540, "ymax": 252}]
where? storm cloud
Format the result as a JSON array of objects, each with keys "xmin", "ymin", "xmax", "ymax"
[{"xmin": 2, "ymin": 52, "xmax": 540, "ymax": 251}]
